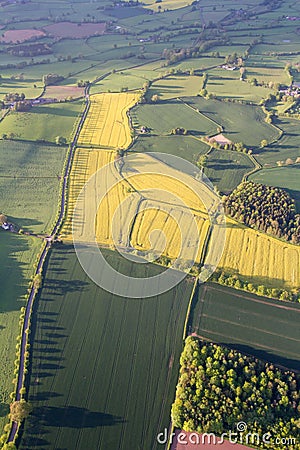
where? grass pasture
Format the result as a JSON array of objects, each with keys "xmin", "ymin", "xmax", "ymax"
[
  {"xmin": 218, "ymin": 216, "xmax": 300, "ymax": 289},
  {"xmin": 78, "ymin": 92, "xmax": 140, "ymax": 148},
  {"xmin": 0, "ymin": 138, "xmax": 67, "ymax": 431},
  {"xmin": 250, "ymin": 165, "xmax": 300, "ymax": 213},
  {"xmin": 0, "ymin": 140, "xmax": 67, "ymax": 233},
  {"xmin": 89, "ymin": 70, "xmax": 150, "ymax": 93},
  {"xmin": 20, "ymin": 246, "xmax": 193, "ymax": 450},
  {"xmin": 245, "ymin": 65, "xmax": 290, "ymax": 87},
  {"xmin": 0, "ymin": 233, "xmax": 43, "ymax": 432},
  {"xmin": 189, "ymin": 283, "xmax": 300, "ymax": 371},
  {"xmin": 131, "ymin": 135, "xmax": 209, "ymax": 165},
  {"xmin": 205, "ymin": 67, "xmax": 273, "ymax": 103},
  {"xmin": 148, "ymin": 75, "xmax": 203, "ymax": 101},
  {"xmin": 132, "ymin": 99, "xmax": 217, "ymax": 136},
  {"xmin": 0, "ymin": 76, "xmax": 44, "ymax": 101},
  {"xmin": 184, "ymin": 96, "xmax": 280, "ymax": 148},
  {"xmin": 255, "ymin": 117, "xmax": 300, "ymax": 167},
  {"xmin": 205, "ymin": 148, "xmax": 254, "ymax": 193},
  {"xmin": 0, "ymin": 101, "xmax": 83, "ymax": 144}
]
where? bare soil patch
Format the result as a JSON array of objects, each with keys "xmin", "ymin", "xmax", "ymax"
[
  {"xmin": 208, "ymin": 133, "xmax": 232, "ymax": 146},
  {"xmin": 43, "ymin": 21, "xmax": 106, "ymax": 39},
  {"xmin": 43, "ymin": 85, "xmax": 85, "ymax": 100},
  {"xmin": 0, "ymin": 29, "xmax": 45, "ymax": 43}
]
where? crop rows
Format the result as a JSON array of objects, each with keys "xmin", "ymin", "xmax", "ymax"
[
  {"xmin": 219, "ymin": 217, "xmax": 300, "ymax": 288},
  {"xmin": 78, "ymin": 92, "xmax": 140, "ymax": 148}
]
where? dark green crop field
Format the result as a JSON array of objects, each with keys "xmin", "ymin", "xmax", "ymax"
[
  {"xmin": 205, "ymin": 148, "xmax": 254, "ymax": 193},
  {"xmin": 21, "ymin": 246, "xmax": 193, "ymax": 450},
  {"xmin": 189, "ymin": 283, "xmax": 300, "ymax": 372}
]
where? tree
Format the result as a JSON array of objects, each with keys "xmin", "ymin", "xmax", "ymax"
[
  {"xmin": 0, "ymin": 213, "xmax": 7, "ymax": 225},
  {"xmin": 10, "ymin": 400, "xmax": 32, "ymax": 422},
  {"xmin": 197, "ymin": 155, "xmax": 207, "ymax": 171},
  {"xmin": 151, "ymin": 94, "xmax": 159, "ymax": 103},
  {"xmin": 55, "ymin": 136, "xmax": 67, "ymax": 146},
  {"xmin": 33, "ymin": 273, "xmax": 42, "ymax": 290},
  {"xmin": 260, "ymin": 139, "xmax": 268, "ymax": 148}
]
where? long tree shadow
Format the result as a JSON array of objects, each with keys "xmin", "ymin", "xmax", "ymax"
[
  {"xmin": 37, "ymin": 406, "xmax": 125, "ymax": 428},
  {"xmin": 0, "ymin": 402, "xmax": 9, "ymax": 417},
  {"xmin": 43, "ymin": 278, "xmax": 89, "ymax": 296},
  {"xmin": 0, "ymin": 232, "xmax": 35, "ymax": 312},
  {"xmin": 223, "ymin": 343, "xmax": 300, "ymax": 373}
]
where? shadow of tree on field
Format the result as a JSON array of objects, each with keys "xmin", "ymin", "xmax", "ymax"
[
  {"xmin": 0, "ymin": 402, "xmax": 9, "ymax": 417},
  {"xmin": 43, "ymin": 278, "xmax": 89, "ymax": 296},
  {"xmin": 222, "ymin": 343, "xmax": 300, "ymax": 373},
  {"xmin": 28, "ymin": 406, "xmax": 125, "ymax": 429},
  {"xmin": 30, "ymin": 391, "xmax": 62, "ymax": 402}
]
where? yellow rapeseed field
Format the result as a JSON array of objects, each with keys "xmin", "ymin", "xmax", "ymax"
[
  {"xmin": 63, "ymin": 148, "xmax": 211, "ymax": 262},
  {"xmin": 143, "ymin": 0, "xmax": 190, "ymax": 12},
  {"xmin": 78, "ymin": 92, "xmax": 140, "ymax": 148},
  {"xmin": 131, "ymin": 202, "xmax": 210, "ymax": 261},
  {"xmin": 64, "ymin": 92, "xmax": 299, "ymax": 287},
  {"xmin": 218, "ymin": 217, "xmax": 300, "ymax": 288}
]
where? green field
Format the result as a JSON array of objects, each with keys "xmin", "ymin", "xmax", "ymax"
[
  {"xmin": 130, "ymin": 135, "xmax": 209, "ymax": 165},
  {"xmin": 20, "ymin": 246, "xmax": 193, "ymax": 450},
  {"xmin": 148, "ymin": 75, "xmax": 203, "ymax": 101},
  {"xmin": 0, "ymin": 77, "xmax": 44, "ymax": 100},
  {"xmin": 205, "ymin": 148, "xmax": 254, "ymax": 193},
  {"xmin": 250, "ymin": 165, "xmax": 300, "ymax": 212},
  {"xmin": 0, "ymin": 233, "xmax": 42, "ymax": 431},
  {"xmin": 0, "ymin": 0, "xmax": 299, "ymax": 446},
  {"xmin": 132, "ymin": 99, "xmax": 217, "ymax": 136},
  {"xmin": 255, "ymin": 117, "xmax": 300, "ymax": 167},
  {"xmin": 205, "ymin": 67, "xmax": 274, "ymax": 103},
  {"xmin": 189, "ymin": 283, "xmax": 300, "ymax": 371},
  {"xmin": 0, "ymin": 101, "xmax": 83, "ymax": 144},
  {"xmin": 185, "ymin": 96, "xmax": 280, "ymax": 148},
  {"xmin": 0, "ymin": 140, "xmax": 67, "ymax": 233},
  {"xmin": 0, "ymin": 139, "xmax": 68, "ymax": 431}
]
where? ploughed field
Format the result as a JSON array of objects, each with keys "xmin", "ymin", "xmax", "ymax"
[{"xmin": 189, "ymin": 282, "xmax": 300, "ymax": 371}]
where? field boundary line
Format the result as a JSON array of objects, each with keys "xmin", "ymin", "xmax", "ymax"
[
  {"xmin": 201, "ymin": 312, "xmax": 300, "ymax": 343},
  {"xmin": 209, "ymin": 283, "xmax": 300, "ymax": 312},
  {"xmin": 177, "ymin": 97, "xmax": 221, "ymax": 133},
  {"xmin": 182, "ymin": 278, "xmax": 198, "ymax": 340},
  {"xmin": 190, "ymin": 333, "xmax": 300, "ymax": 373}
]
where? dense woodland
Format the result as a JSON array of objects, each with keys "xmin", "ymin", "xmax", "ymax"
[
  {"xmin": 171, "ymin": 337, "xmax": 300, "ymax": 449},
  {"xmin": 224, "ymin": 182, "xmax": 300, "ymax": 244}
]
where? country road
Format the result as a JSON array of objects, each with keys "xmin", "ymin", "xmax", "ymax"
[{"xmin": 6, "ymin": 78, "xmax": 94, "ymax": 443}]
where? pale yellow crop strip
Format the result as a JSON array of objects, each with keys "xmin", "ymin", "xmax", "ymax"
[
  {"xmin": 62, "ymin": 92, "xmax": 300, "ymax": 286},
  {"xmin": 218, "ymin": 217, "xmax": 300, "ymax": 287}
]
